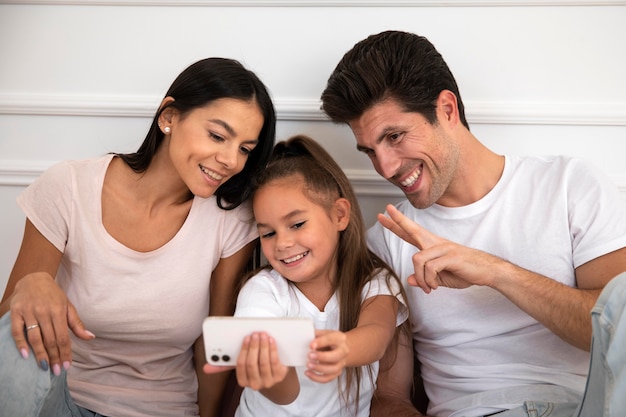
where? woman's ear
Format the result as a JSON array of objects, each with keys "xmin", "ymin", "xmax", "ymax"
[
  {"xmin": 333, "ymin": 197, "xmax": 351, "ymax": 232},
  {"xmin": 157, "ymin": 96, "xmax": 176, "ymax": 128}
]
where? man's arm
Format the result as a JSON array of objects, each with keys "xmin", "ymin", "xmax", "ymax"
[
  {"xmin": 371, "ymin": 325, "xmax": 430, "ymax": 417},
  {"xmin": 378, "ymin": 204, "xmax": 626, "ymax": 351},
  {"xmin": 495, "ymin": 247, "xmax": 626, "ymax": 351}
]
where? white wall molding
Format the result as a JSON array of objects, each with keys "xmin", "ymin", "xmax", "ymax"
[
  {"xmin": 344, "ymin": 169, "xmax": 402, "ymax": 197},
  {"xmin": 0, "ymin": 161, "xmax": 56, "ymax": 187},
  {"xmin": 0, "ymin": 94, "xmax": 159, "ymax": 118},
  {"xmin": 467, "ymin": 101, "xmax": 626, "ymax": 126},
  {"xmin": 2, "ymin": 163, "xmax": 626, "ymax": 200},
  {"xmin": 1, "ymin": 93, "xmax": 625, "ymax": 126},
  {"xmin": 1, "ymin": 0, "xmax": 625, "ymax": 6}
]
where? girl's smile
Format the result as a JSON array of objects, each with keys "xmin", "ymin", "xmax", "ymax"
[{"xmin": 281, "ymin": 251, "xmax": 309, "ymax": 265}]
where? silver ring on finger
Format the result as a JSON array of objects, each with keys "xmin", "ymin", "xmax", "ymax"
[{"xmin": 26, "ymin": 324, "xmax": 40, "ymax": 331}]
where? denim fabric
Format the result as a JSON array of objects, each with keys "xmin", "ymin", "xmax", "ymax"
[
  {"xmin": 573, "ymin": 271, "xmax": 626, "ymax": 417},
  {"xmin": 0, "ymin": 312, "xmax": 100, "ymax": 417},
  {"xmin": 487, "ymin": 401, "xmax": 579, "ymax": 417}
]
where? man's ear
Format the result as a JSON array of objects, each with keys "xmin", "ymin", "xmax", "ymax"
[
  {"xmin": 333, "ymin": 197, "xmax": 351, "ymax": 232},
  {"xmin": 437, "ymin": 90, "xmax": 460, "ymax": 127}
]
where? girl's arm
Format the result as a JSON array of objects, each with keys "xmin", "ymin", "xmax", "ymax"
[
  {"xmin": 195, "ymin": 240, "xmax": 257, "ymax": 417},
  {"xmin": 305, "ymin": 294, "xmax": 399, "ymax": 382},
  {"xmin": 0, "ymin": 219, "xmax": 94, "ymax": 373}
]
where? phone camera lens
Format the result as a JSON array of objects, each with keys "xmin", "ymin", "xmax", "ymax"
[
  {"xmin": 211, "ymin": 355, "xmax": 220, "ymax": 362},
  {"xmin": 222, "ymin": 355, "xmax": 230, "ymax": 362}
]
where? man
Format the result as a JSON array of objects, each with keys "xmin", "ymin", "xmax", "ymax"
[{"xmin": 320, "ymin": 30, "xmax": 626, "ymax": 417}]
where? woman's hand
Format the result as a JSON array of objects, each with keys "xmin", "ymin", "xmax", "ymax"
[
  {"xmin": 305, "ymin": 329, "xmax": 349, "ymax": 383},
  {"xmin": 8, "ymin": 272, "xmax": 94, "ymax": 374}
]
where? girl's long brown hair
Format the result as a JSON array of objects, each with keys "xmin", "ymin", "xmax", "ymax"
[{"xmin": 250, "ymin": 134, "xmax": 408, "ymax": 413}]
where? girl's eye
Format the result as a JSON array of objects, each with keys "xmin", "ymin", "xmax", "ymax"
[
  {"xmin": 260, "ymin": 230, "xmax": 275, "ymax": 239},
  {"xmin": 292, "ymin": 221, "xmax": 306, "ymax": 230},
  {"xmin": 240, "ymin": 146, "xmax": 253, "ymax": 155}
]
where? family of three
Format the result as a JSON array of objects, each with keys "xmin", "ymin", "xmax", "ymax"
[{"xmin": 1, "ymin": 30, "xmax": 625, "ymax": 417}]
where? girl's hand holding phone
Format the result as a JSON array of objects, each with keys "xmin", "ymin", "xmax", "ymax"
[
  {"xmin": 305, "ymin": 329, "xmax": 349, "ymax": 383},
  {"xmin": 236, "ymin": 332, "xmax": 289, "ymax": 390}
]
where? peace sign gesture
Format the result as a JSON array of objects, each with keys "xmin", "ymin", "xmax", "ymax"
[{"xmin": 377, "ymin": 204, "xmax": 507, "ymax": 293}]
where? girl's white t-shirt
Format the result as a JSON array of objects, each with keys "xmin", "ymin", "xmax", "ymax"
[
  {"xmin": 234, "ymin": 268, "xmax": 408, "ymax": 417},
  {"xmin": 17, "ymin": 155, "xmax": 258, "ymax": 417}
]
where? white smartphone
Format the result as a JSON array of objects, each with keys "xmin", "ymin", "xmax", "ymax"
[{"xmin": 202, "ymin": 316, "xmax": 315, "ymax": 367}]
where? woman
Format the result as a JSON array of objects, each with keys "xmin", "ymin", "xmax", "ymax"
[{"xmin": 0, "ymin": 57, "xmax": 276, "ymax": 417}]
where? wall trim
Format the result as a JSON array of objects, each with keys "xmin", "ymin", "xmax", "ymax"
[
  {"xmin": 0, "ymin": 161, "xmax": 54, "ymax": 187},
  {"xmin": 1, "ymin": 94, "xmax": 626, "ymax": 126},
  {"xmin": 2, "ymin": 163, "xmax": 626, "ymax": 200},
  {"xmin": 1, "ymin": 0, "xmax": 625, "ymax": 6}
]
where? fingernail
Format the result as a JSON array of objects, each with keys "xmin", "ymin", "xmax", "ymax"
[
  {"xmin": 39, "ymin": 360, "xmax": 49, "ymax": 372},
  {"xmin": 20, "ymin": 348, "xmax": 29, "ymax": 359},
  {"xmin": 53, "ymin": 364, "xmax": 61, "ymax": 376},
  {"xmin": 63, "ymin": 361, "xmax": 71, "ymax": 370},
  {"xmin": 85, "ymin": 330, "xmax": 96, "ymax": 338}
]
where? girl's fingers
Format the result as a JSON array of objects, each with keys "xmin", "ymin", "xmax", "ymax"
[
  {"xmin": 257, "ymin": 333, "xmax": 273, "ymax": 380},
  {"xmin": 235, "ymin": 335, "xmax": 252, "ymax": 385},
  {"xmin": 268, "ymin": 336, "xmax": 281, "ymax": 366},
  {"xmin": 304, "ymin": 367, "xmax": 339, "ymax": 383},
  {"xmin": 244, "ymin": 333, "xmax": 263, "ymax": 387}
]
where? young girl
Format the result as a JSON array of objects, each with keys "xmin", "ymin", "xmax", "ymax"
[
  {"xmin": 0, "ymin": 57, "xmax": 275, "ymax": 417},
  {"xmin": 216, "ymin": 135, "xmax": 409, "ymax": 416}
]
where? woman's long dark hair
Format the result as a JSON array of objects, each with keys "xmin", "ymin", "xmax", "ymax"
[{"xmin": 118, "ymin": 57, "xmax": 276, "ymax": 209}]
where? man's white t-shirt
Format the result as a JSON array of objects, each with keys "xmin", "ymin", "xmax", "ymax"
[{"xmin": 368, "ymin": 155, "xmax": 626, "ymax": 417}]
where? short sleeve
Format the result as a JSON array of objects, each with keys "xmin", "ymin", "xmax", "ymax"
[
  {"xmin": 362, "ymin": 269, "xmax": 409, "ymax": 327},
  {"xmin": 219, "ymin": 200, "xmax": 258, "ymax": 259},
  {"xmin": 16, "ymin": 161, "xmax": 73, "ymax": 252},
  {"xmin": 566, "ymin": 158, "xmax": 626, "ymax": 267}
]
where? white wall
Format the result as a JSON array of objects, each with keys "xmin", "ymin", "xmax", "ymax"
[{"xmin": 1, "ymin": 1, "xmax": 625, "ymax": 295}]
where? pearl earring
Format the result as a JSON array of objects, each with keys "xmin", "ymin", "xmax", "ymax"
[{"xmin": 164, "ymin": 126, "xmax": 171, "ymax": 134}]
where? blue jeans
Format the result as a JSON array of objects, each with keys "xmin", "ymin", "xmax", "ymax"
[
  {"xmin": 0, "ymin": 313, "xmax": 104, "ymax": 417},
  {"xmin": 492, "ymin": 271, "xmax": 626, "ymax": 417}
]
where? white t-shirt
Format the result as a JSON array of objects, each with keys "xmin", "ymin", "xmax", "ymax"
[
  {"xmin": 368, "ymin": 155, "xmax": 626, "ymax": 417},
  {"xmin": 234, "ymin": 268, "xmax": 409, "ymax": 417},
  {"xmin": 17, "ymin": 155, "xmax": 258, "ymax": 417}
]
